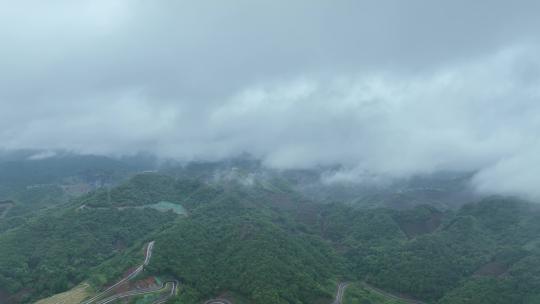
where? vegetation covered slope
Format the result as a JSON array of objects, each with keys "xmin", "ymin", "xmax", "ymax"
[
  {"xmin": 82, "ymin": 173, "xmax": 214, "ymax": 208},
  {"xmin": 3, "ymin": 170, "xmax": 540, "ymax": 304},
  {"xmin": 148, "ymin": 190, "xmax": 346, "ymax": 304},
  {"xmin": 0, "ymin": 207, "xmax": 176, "ymax": 302},
  {"xmin": 319, "ymin": 198, "xmax": 540, "ymax": 303}
]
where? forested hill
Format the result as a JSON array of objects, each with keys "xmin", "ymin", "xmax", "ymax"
[{"xmin": 1, "ymin": 172, "xmax": 540, "ymax": 303}]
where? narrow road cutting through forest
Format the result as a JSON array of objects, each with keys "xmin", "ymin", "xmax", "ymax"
[
  {"xmin": 96, "ymin": 280, "xmax": 178, "ymax": 304},
  {"xmin": 81, "ymin": 241, "xmax": 177, "ymax": 304},
  {"xmin": 332, "ymin": 282, "xmax": 349, "ymax": 304}
]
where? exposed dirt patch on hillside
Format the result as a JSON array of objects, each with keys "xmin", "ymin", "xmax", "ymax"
[
  {"xmin": 35, "ymin": 283, "xmax": 91, "ymax": 304},
  {"xmin": 474, "ymin": 261, "xmax": 508, "ymax": 277},
  {"xmin": 133, "ymin": 276, "xmax": 157, "ymax": 289},
  {"xmin": 113, "ymin": 239, "xmax": 127, "ymax": 251},
  {"xmin": 5, "ymin": 288, "xmax": 33, "ymax": 304},
  {"xmin": 400, "ymin": 213, "xmax": 442, "ymax": 238},
  {"xmin": 0, "ymin": 289, "xmax": 13, "ymax": 304}
]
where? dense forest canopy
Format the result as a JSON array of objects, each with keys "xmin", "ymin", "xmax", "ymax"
[{"xmin": 1, "ymin": 168, "xmax": 540, "ymax": 303}]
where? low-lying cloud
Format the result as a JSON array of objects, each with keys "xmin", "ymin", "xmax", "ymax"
[{"xmin": 1, "ymin": 1, "xmax": 540, "ymax": 199}]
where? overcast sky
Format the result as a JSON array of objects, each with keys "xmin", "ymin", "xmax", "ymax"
[{"xmin": 1, "ymin": 1, "xmax": 540, "ymax": 198}]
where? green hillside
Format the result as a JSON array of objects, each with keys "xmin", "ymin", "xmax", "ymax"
[{"xmin": 2, "ymin": 173, "xmax": 540, "ymax": 304}]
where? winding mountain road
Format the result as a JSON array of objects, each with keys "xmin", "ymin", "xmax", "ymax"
[
  {"xmin": 96, "ymin": 280, "xmax": 178, "ymax": 304},
  {"xmin": 144, "ymin": 241, "xmax": 154, "ymax": 266},
  {"xmin": 81, "ymin": 241, "xmax": 155, "ymax": 304},
  {"xmin": 332, "ymin": 282, "xmax": 349, "ymax": 304},
  {"xmin": 153, "ymin": 280, "xmax": 179, "ymax": 304}
]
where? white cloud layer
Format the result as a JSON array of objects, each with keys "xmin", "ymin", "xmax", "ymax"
[{"xmin": 1, "ymin": 1, "xmax": 540, "ymax": 199}]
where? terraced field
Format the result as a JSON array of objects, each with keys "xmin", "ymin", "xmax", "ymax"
[{"xmin": 35, "ymin": 283, "xmax": 91, "ymax": 304}]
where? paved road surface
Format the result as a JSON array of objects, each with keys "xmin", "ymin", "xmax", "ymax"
[
  {"xmin": 144, "ymin": 241, "xmax": 155, "ymax": 266},
  {"xmin": 332, "ymin": 282, "xmax": 349, "ymax": 304},
  {"xmin": 204, "ymin": 299, "xmax": 233, "ymax": 304},
  {"xmin": 153, "ymin": 280, "xmax": 178, "ymax": 304},
  {"xmin": 81, "ymin": 241, "xmax": 155, "ymax": 304},
  {"xmin": 96, "ymin": 280, "xmax": 178, "ymax": 304}
]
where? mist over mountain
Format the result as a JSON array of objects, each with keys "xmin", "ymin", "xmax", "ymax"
[
  {"xmin": 0, "ymin": 150, "xmax": 483, "ymax": 212},
  {"xmin": 2, "ymin": 2, "xmax": 540, "ymax": 303},
  {"xmin": 2, "ymin": 1, "xmax": 540, "ymax": 199}
]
